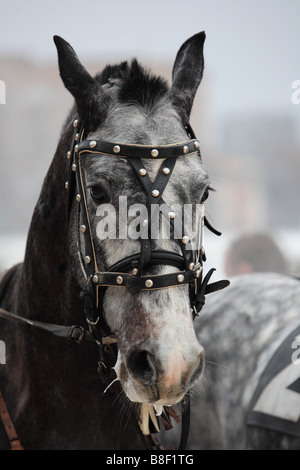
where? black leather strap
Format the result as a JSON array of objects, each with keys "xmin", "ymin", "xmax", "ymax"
[
  {"xmin": 92, "ymin": 266, "xmax": 201, "ymax": 290},
  {"xmin": 107, "ymin": 250, "xmax": 185, "ymax": 272},
  {"xmin": 178, "ymin": 392, "xmax": 191, "ymax": 450},
  {"xmin": 0, "ymin": 307, "xmax": 95, "ymax": 344},
  {"xmin": 128, "ymin": 156, "xmax": 178, "ymax": 273},
  {"xmin": 78, "ymin": 139, "xmax": 200, "ymax": 159}
]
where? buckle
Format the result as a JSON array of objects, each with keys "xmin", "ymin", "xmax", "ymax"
[
  {"xmin": 69, "ymin": 325, "xmax": 86, "ymax": 343},
  {"xmin": 192, "ymin": 305, "xmax": 200, "ymax": 317}
]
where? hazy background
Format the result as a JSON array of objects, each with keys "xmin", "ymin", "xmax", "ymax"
[{"xmin": 1, "ymin": 0, "xmax": 300, "ymax": 278}]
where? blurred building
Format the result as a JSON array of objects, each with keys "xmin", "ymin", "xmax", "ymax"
[{"xmin": 220, "ymin": 114, "xmax": 300, "ymax": 229}]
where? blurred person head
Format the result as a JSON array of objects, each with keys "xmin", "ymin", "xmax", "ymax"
[{"xmin": 225, "ymin": 233, "xmax": 288, "ymax": 277}]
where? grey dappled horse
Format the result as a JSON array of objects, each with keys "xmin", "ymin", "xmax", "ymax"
[{"xmin": 162, "ymin": 273, "xmax": 300, "ymax": 449}]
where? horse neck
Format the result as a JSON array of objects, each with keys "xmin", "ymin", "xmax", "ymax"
[{"xmin": 19, "ymin": 125, "xmax": 81, "ymax": 324}]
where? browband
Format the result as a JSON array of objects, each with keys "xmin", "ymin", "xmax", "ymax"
[{"xmin": 77, "ymin": 138, "xmax": 201, "ymax": 160}]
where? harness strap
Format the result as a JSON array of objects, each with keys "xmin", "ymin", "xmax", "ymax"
[
  {"xmin": 178, "ymin": 392, "xmax": 191, "ymax": 450},
  {"xmin": 194, "ymin": 268, "xmax": 230, "ymax": 315},
  {"xmin": 0, "ymin": 389, "xmax": 23, "ymax": 450},
  {"xmin": 77, "ymin": 138, "xmax": 200, "ymax": 160},
  {"xmin": 127, "ymin": 156, "xmax": 194, "ymax": 273},
  {"xmin": 0, "ymin": 265, "xmax": 24, "ymax": 450},
  {"xmin": 0, "ymin": 308, "xmax": 117, "ymax": 346},
  {"xmin": 92, "ymin": 266, "xmax": 201, "ymax": 290},
  {"xmin": 107, "ymin": 250, "xmax": 185, "ymax": 272},
  {"xmin": 128, "ymin": 156, "xmax": 178, "ymax": 273}
]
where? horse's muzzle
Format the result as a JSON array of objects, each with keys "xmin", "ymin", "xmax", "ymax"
[{"xmin": 122, "ymin": 344, "xmax": 205, "ymax": 404}]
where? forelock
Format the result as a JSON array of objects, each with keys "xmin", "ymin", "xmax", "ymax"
[{"xmin": 95, "ymin": 59, "xmax": 169, "ymax": 111}]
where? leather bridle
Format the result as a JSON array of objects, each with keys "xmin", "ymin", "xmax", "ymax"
[
  {"xmin": 67, "ymin": 117, "xmax": 228, "ymax": 343},
  {"xmin": 0, "ymin": 115, "xmax": 229, "ymax": 450},
  {"xmin": 66, "ymin": 117, "xmax": 229, "ymax": 449}
]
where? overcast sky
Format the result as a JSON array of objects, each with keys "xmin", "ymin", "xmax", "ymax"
[{"xmin": 1, "ymin": 0, "xmax": 300, "ymax": 120}]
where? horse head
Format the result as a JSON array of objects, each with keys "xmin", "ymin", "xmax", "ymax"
[{"xmin": 53, "ymin": 33, "xmax": 220, "ymax": 415}]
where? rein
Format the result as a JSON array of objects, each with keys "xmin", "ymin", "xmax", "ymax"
[
  {"xmin": 0, "ymin": 389, "xmax": 23, "ymax": 450},
  {"xmin": 0, "ymin": 116, "xmax": 229, "ymax": 450}
]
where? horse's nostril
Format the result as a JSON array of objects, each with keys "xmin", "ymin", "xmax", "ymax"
[{"xmin": 127, "ymin": 349, "xmax": 157, "ymax": 385}]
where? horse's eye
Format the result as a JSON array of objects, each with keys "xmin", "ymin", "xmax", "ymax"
[
  {"xmin": 201, "ymin": 186, "xmax": 214, "ymax": 203},
  {"xmin": 201, "ymin": 188, "xmax": 210, "ymax": 203},
  {"xmin": 90, "ymin": 185, "xmax": 108, "ymax": 204}
]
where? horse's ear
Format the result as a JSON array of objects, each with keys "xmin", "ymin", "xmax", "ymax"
[
  {"xmin": 170, "ymin": 32, "xmax": 206, "ymax": 122},
  {"xmin": 53, "ymin": 35, "xmax": 106, "ymax": 127}
]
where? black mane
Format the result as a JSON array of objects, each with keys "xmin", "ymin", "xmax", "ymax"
[{"xmin": 95, "ymin": 59, "xmax": 169, "ymax": 110}]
